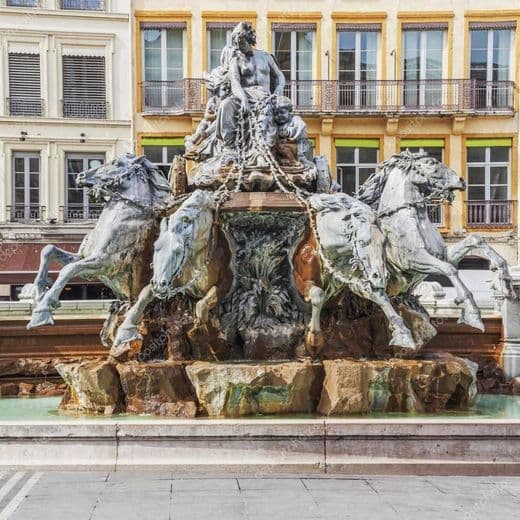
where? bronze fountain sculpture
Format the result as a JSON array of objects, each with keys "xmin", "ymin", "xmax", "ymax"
[{"xmin": 26, "ymin": 22, "xmax": 516, "ymax": 417}]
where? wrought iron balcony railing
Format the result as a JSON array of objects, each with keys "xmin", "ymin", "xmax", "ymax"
[
  {"xmin": 141, "ymin": 79, "xmax": 516, "ymax": 115},
  {"xmin": 59, "ymin": 0, "xmax": 104, "ymax": 9},
  {"xmin": 7, "ymin": 205, "xmax": 45, "ymax": 223},
  {"xmin": 62, "ymin": 99, "xmax": 108, "ymax": 119},
  {"xmin": 466, "ymin": 200, "xmax": 515, "ymax": 228},
  {"xmin": 6, "ymin": 97, "xmax": 43, "ymax": 117},
  {"xmin": 60, "ymin": 204, "xmax": 103, "ymax": 222}
]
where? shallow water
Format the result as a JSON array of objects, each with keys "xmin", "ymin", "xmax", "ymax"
[{"xmin": 0, "ymin": 394, "xmax": 520, "ymax": 421}]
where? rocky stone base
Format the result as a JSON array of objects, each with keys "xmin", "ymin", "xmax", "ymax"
[
  {"xmin": 0, "ymin": 380, "xmax": 66, "ymax": 398},
  {"xmin": 55, "ymin": 357, "xmax": 477, "ymax": 418},
  {"xmin": 185, "ymin": 361, "xmax": 323, "ymax": 417},
  {"xmin": 318, "ymin": 357, "xmax": 477, "ymax": 415}
]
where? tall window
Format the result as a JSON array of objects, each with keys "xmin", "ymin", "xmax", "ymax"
[
  {"xmin": 142, "ymin": 23, "xmax": 185, "ymax": 111},
  {"xmin": 466, "ymin": 140, "xmax": 512, "ymax": 227},
  {"xmin": 336, "ymin": 139, "xmax": 379, "ymax": 196},
  {"xmin": 62, "ymin": 55, "xmax": 106, "ymax": 119},
  {"xmin": 402, "ymin": 24, "xmax": 446, "ymax": 107},
  {"xmin": 8, "ymin": 53, "xmax": 42, "ymax": 116},
  {"xmin": 142, "ymin": 139, "xmax": 185, "ymax": 176},
  {"xmin": 65, "ymin": 154, "xmax": 104, "ymax": 221},
  {"xmin": 337, "ymin": 25, "xmax": 379, "ymax": 108},
  {"xmin": 470, "ymin": 23, "xmax": 513, "ymax": 109},
  {"xmin": 12, "ymin": 152, "xmax": 41, "ymax": 222},
  {"xmin": 207, "ymin": 24, "xmax": 233, "ymax": 71},
  {"xmin": 273, "ymin": 23, "xmax": 315, "ymax": 106}
]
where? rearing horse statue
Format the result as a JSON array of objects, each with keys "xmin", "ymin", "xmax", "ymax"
[
  {"xmin": 27, "ymin": 153, "xmax": 172, "ymax": 330},
  {"xmin": 358, "ymin": 151, "xmax": 515, "ymax": 331}
]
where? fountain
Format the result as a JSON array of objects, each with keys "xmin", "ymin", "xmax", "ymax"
[{"xmin": 25, "ymin": 22, "xmax": 516, "ymax": 419}]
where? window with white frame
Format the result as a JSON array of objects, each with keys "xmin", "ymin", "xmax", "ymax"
[
  {"xmin": 65, "ymin": 154, "xmax": 105, "ymax": 221},
  {"xmin": 273, "ymin": 23, "xmax": 315, "ymax": 107},
  {"xmin": 469, "ymin": 22, "xmax": 514, "ymax": 109},
  {"xmin": 142, "ymin": 22, "xmax": 186, "ymax": 111},
  {"xmin": 8, "ymin": 53, "xmax": 42, "ymax": 116},
  {"xmin": 337, "ymin": 24, "xmax": 379, "ymax": 108},
  {"xmin": 207, "ymin": 23, "xmax": 234, "ymax": 72},
  {"xmin": 142, "ymin": 139, "xmax": 185, "ymax": 176},
  {"xmin": 402, "ymin": 23, "xmax": 447, "ymax": 107},
  {"xmin": 466, "ymin": 140, "xmax": 512, "ymax": 226},
  {"xmin": 336, "ymin": 139, "xmax": 379, "ymax": 196},
  {"xmin": 12, "ymin": 152, "xmax": 41, "ymax": 222},
  {"xmin": 62, "ymin": 55, "xmax": 107, "ymax": 119}
]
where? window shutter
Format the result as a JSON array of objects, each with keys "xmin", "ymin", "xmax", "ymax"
[
  {"xmin": 8, "ymin": 53, "xmax": 42, "ymax": 116},
  {"xmin": 62, "ymin": 55, "xmax": 106, "ymax": 118}
]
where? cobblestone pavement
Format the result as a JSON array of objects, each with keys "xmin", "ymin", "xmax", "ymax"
[{"xmin": 0, "ymin": 471, "xmax": 519, "ymax": 519}]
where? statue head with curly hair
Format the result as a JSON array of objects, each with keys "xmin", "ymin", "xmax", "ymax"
[{"xmin": 230, "ymin": 22, "xmax": 256, "ymax": 55}]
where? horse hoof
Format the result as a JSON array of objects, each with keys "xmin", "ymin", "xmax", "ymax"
[
  {"xmin": 27, "ymin": 309, "xmax": 54, "ymax": 329},
  {"xmin": 389, "ymin": 330, "xmax": 416, "ymax": 352},
  {"xmin": 458, "ymin": 310, "xmax": 485, "ymax": 332},
  {"xmin": 306, "ymin": 331, "xmax": 324, "ymax": 359}
]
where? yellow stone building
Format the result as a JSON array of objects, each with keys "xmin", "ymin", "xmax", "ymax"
[{"xmin": 133, "ymin": 1, "xmax": 519, "ymax": 265}]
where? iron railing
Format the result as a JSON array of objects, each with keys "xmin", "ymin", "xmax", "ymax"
[
  {"xmin": 8, "ymin": 205, "xmax": 45, "ymax": 223},
  {"xmin": 466, "ymin": 200, "xmax": 515, "ymax": 228},
  {"xmin": 62, "ymin": 99, "xmax": 108, "ymax": 119},
  {"xmin": 59, "ymin": 0, "xmax": 104, "ymax": 9},
  {"xmin": 141, "ymin": 79, "xmax": 516, "ymax": 115},
  {"xmin": 61, "ymin": 204, "xmax": 103, "ymax": 222},
  {"xmin": 6, "ymin": 97, "xmax": 43, "ymax": 117},
  {"xmin": 427, "ymin": 203, "xmax": 446, "ymax": 227}
]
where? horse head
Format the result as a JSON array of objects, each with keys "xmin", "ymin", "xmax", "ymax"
[
  {"xmin": 151, "ymin": 190, "xmax": 217, "ymax": 299},
  {"xmin": 76, "ymin": 153, "xmax": 171, "ymax": 208},
  {"xmin": 359, "ymin": 151, "xmax": 465, "ymax": 211}
]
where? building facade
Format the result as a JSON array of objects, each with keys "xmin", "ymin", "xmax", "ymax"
[
  {"xmin": 0, "ymin": 0, "xmax": 132, "ymax": 299},
  {"xmin": 132, "ymin": 0, "xmax": 520, "ymax": 276}
]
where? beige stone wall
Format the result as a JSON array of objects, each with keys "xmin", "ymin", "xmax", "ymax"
[{"xmin": 132, "ymin": 1, "xmax": 520, "ymax": 263}]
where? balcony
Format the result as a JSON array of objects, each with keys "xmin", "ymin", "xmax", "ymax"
[
  {"xmin": 141, "ymin": 79, "xmax": 516, "ymax": 116},
  {"xmin": 61, "ymin": 204, "xmax": 103, "ymax": 222},
  {"xmin": 427, "ymin": 203, "xmax": 446, "ymax": 228},
  {"xmin": 466, "ymin": 200, "xmax": 515, "ymax": 228},
  {"xmin": 62, "ymin": 99, "xmax": 108, "ymax": 119},
  {"xmin": 6, "ymin": 97, "xmax": 43, "ymax": 117},
  {"xmin": 59, "ymin": 0, "xmax": 104, "ymax": 9},
  {"xmin": 8, "ymin": 205, "xmax": 45, "ymax": 223}
]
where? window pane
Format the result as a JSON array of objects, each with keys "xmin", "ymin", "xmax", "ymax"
[
  {"xmin": 67, "ymin": 159, "xmax": 84, "ymax": 174},
  {"xmin": 468, "ymin": 185, "xmax": 485, "ymax": 200},
  {"xmin": 358, "ymin": 148, "xmax": 378, "ymax": 163},
  {"xmin": 338, "ymin": 165, "xmax": 356, "ymax": 195},
  {"xmin": 143, "ymin": 29, "xmax": 162, "ymax": 81},
  {"xmin": 490, "ymin": 147, "xmax": 509, "ymax": 163},
  {"xmin": 143, "ymin": 145, "xmax": 163, "ymax": 163},
  {"xmin": 15, "ymin": 189, "xmax": 24, "ymax": 204},
  {"xmin": 490, "ymin": 166, "xmax": 508, "ymax": 185},
  {"xmin": 467, "ymin": 147, "xmax": 486, "ymax": 163},
  {"xmin": 489, "ymin": 185, "xmax": 508, "ymax": 200},
  {"xmin": 14, "ymin": 158, "xmax": 24, "ymax": 172},
  {"xmin": 29, "ymin": 189, "xmax": 39, "ymax": 204},
  {"xmin": 468, "ymin": 166, "xmax": 485, "ymax": 184},
  {"xmin": 29, "ymin": 173, "xmax": 39, "ymax": 188},
  {"xmin": 336, "ymin": 147, "xmax": 355, "ymax": 164},
  {"xmin": 14, "ymin": 173, "xmax": 24, "ymax": 188},
  {"xmin": 68, "ymin": 189, "xmax": 83, "ymax": 204},
  {"xmin": 422, "ymin": 147, "xmax": 443, "ymax": 162},
  {"xmin": 29, "ymin": 158, "xmax": 39, "ymax": 173}
]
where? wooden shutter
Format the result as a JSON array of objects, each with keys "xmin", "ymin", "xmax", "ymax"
[
  {"xmin": 62, "ymin": 55, "xmax": 106, "ymax": 118},
  {"xmin": 8, "ymin": 53, "xmax": 41, "ymax": 116}
]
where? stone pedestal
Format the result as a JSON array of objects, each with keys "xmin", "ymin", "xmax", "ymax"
[{"xmin": 501, "ymin": 266, "xmax": 520, "ymax": 379}]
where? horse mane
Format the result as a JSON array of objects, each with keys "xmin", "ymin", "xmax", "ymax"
[{"xmin": 357, "ymin": 151, "xmax": 429, "ymax": 207}]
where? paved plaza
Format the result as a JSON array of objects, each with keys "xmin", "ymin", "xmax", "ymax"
[{"xmin": 0, "ymin": 471, "xmax": 518, "ymax": 519}]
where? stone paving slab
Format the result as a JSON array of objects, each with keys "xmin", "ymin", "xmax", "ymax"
[{"xmin": 3, "ymin": 472, "xmax": 520, "ymax": 519}]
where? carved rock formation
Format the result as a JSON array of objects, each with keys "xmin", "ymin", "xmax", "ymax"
[
  {"xmin": 185, "ymin": 360, "xmax": 324, "ymax": 417},
  {"xmin": 318, "ymin": 357, "xmax": 477, "ymax": 415},
  {"xmin": 116, "ymin": 361, "xmax": 196, "ymax": 417},
  {"xmin": 57, "ymin": 361, "xmax": 124, "ymax": 414}
]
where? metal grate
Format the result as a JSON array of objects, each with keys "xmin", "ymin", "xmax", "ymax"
[
  {"xmin": 62, "ymin": 204, "xmax": 103, "ymax": 221},
  {"xmin": 466, "ymin": 200, "xmax": 514, "ymax": 228},
  {"xmin": 60, "ymin": 0, "xmax": 104, "ymax": 9},
  {"xmin": 8, "ymin": 205, "xmax": 45, "ymax": 222}
]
